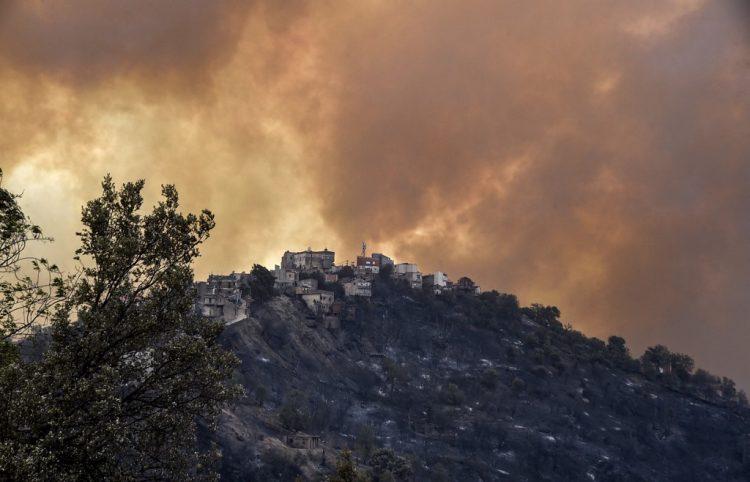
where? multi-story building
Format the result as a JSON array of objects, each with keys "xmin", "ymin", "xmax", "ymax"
[
  {"xmin": 274, "ymin": 266, "xmax": 299, "ymax": 290},
  {"xmin": 423, "ymin": 271, "xmax": 450, "ymax": 293},
  {"xmin": 395, "ymin": 263, "xmax": 422, "ymax": 289},
  {"xmin": 343, "ymin": 279, "xmax": 372, "ymax": 297},
  {"xmin": 281, "ymin": 248, "xmax": 335, "ymax": 272},
  {"xmin": 356, "ymin": 255, "xmax": 380, "ymax": 273},
  {"xmin": 372, "ymin": 253, "xmax": 393, "ymax": 268},
  {"xmin": 194, "ymin": 272, "xmax": 252, "ymax": 323}
]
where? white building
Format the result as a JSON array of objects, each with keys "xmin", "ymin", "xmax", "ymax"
[
  {"xmin": 344, "ymin": 279, "xmax": 372, "ymax": 297},
  {"xmin": 432, "ymin": 271, "xmax": 450, "ymax": 287},
  {"xmin": 395, "ymin": 263, "xmax": 419, "ymax": 275},
  {"xmin": 394, "ymin": 263, "xmax": 422, "ymax": 289},
  {"xmin": 423, "ymin": 271, "xmax": 450, "ymax": 293}
]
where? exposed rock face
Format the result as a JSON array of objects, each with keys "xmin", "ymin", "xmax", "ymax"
[{"xmin": 208, "ymin": 286, "xmax": 750, "ymax": 481}]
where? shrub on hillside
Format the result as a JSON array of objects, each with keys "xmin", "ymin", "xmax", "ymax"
[
  {"xmin": 442, "ymin": 383, "xmax": 466, "ymax": 406},
  {"xmin": 278, "ymin": 390, "xmax": 310, "ymax": 431},
  {"xmin": 511, "ymin": 377, "xmax": 526, "ymax": 395},
  {"xmin": 480, "ymin": 368, "xmax": 499, "ymax": 391},
  {"xmin": 368, "ymin": 448, "xmax": 412, "ymax": 482},
  {"xmin": 260, "ymin": 316, "xmax": 290, "ymax": 349}
]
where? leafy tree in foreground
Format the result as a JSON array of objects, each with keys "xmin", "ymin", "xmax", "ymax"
[
  {"xmin": 0, "ymin": 176, "xmax": 240, "ymax": 480},
  {"xmin": 0, "ymin": 168, "xmax": 67, "ymax": 356}
]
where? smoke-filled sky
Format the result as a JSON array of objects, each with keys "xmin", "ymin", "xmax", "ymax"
[{"xmin": 1, "ymin": 1, "xmax": 749, "ymax": 385}]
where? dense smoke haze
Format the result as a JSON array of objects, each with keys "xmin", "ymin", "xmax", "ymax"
[{"xmin": 1, "ymin": 1, "xmax": 749, "ymax": 386}]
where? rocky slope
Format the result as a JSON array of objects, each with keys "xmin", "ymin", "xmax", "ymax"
[{"xmin": 206, "ymin": 278, "xmax": 750, "ymax": 481}]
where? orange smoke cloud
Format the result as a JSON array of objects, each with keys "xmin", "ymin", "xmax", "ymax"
[{"xmin": 0, "ymin": 0, "xmax": 749, "ymax": 387}]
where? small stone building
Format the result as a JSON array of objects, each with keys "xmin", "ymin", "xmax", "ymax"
[
  {"xmin": 286, "ymin": 432, "xmax": 321, "ymax": 450},
  {"xmin": 300, "ymin": 290, "xmax": 335, "ymax": 314},
  {"xmin": 294, "ymin": 277, "xmax": 319, "ymax": 294},
  {"xmin": 194, "ymin": 272, "xmax": 252, "ymax": 323}
]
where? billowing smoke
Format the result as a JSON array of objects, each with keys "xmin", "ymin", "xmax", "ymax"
[{"xmin": 1, "ymin": 0, "xmax": 749, "ymax": 386}]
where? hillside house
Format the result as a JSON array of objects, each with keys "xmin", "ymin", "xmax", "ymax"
[
  {"xmin": 273, "ymin": 266, "xmax": 299, "ymax": 289},
  {"xmin": 286, "ymin": 432, "xmax": 321, "ymax": 450},
  {"xmin": 196, "ymin": 290, "xmax": 246, "ymax": 322},
  {"xmin": 194, "ymin": 272, "xmax": 251, "ymax": 323},
  {"xmin": 423, "ymin": 271, "xmax": 450, "ymax": 293},
  {"xmin": 294, "ymin": 278, "xmax": 319, "ymax": 294},
  {"xmin": 344, "ymin": 279, "xmax": 372, "ymax": 297},
  {"xmin": 301, "ymin": 290, "xmax": 335, "ymax": 314},
  {"xmin": 455, "ymin": 276, "xmax": 481, "ymax": 294},
  {"xmin": 395, "ymin": 263, "xmax": 423, "ymax": 289}
]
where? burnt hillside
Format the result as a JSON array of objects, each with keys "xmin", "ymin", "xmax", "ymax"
[{"xmin": 207, "ymin": 276, "xmax": 750, "ymax": 481}]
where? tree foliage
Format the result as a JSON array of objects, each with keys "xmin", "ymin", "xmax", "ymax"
[
  {"xmin": 355, "ymin": 424, "xmax": 376, "ymax": 459},
  {"xmin": 0, "ymin": 169, "xmax": 68, "ymax": 353},
  {"xmin": 522, "ymin": 304, "xmax": 561, "ymax": 329},
  {"xmin": 368, "ymin": 448, "xmax": 412, "ymax": 481},
  {"xmin": 329, "ymin": 449, "xmax": 369, "ymax": 482},
  {"xmin": 670, "ymin": 353, "xmax": 695, "ymax": 381},
  {"xmin": 641, "ymin": 345, "xmax": 672, "ymax": 378},
  {"xmin": 0, "ymin": 176, "xmax": 240, "ymax": 480},
  {"xmin": 249, "ymin": 263, "xmax": 276, "ymax": 303},
  {"xmin": 279, "ymin": 390, "xmax": 310, "ymax": 432}
]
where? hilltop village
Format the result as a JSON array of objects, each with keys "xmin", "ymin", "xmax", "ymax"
[
  {"xmin": 200, "ymin": 246, "xmax": 750, "ymax": 481},
  {"xmin": 194, "ymin": 245, "xmax": 481, "ymax": 325}
]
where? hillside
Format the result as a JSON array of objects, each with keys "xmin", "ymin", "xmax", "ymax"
[{"xmin": 205, "ymin": 276, "xmax": 750, "ymax": 481}]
